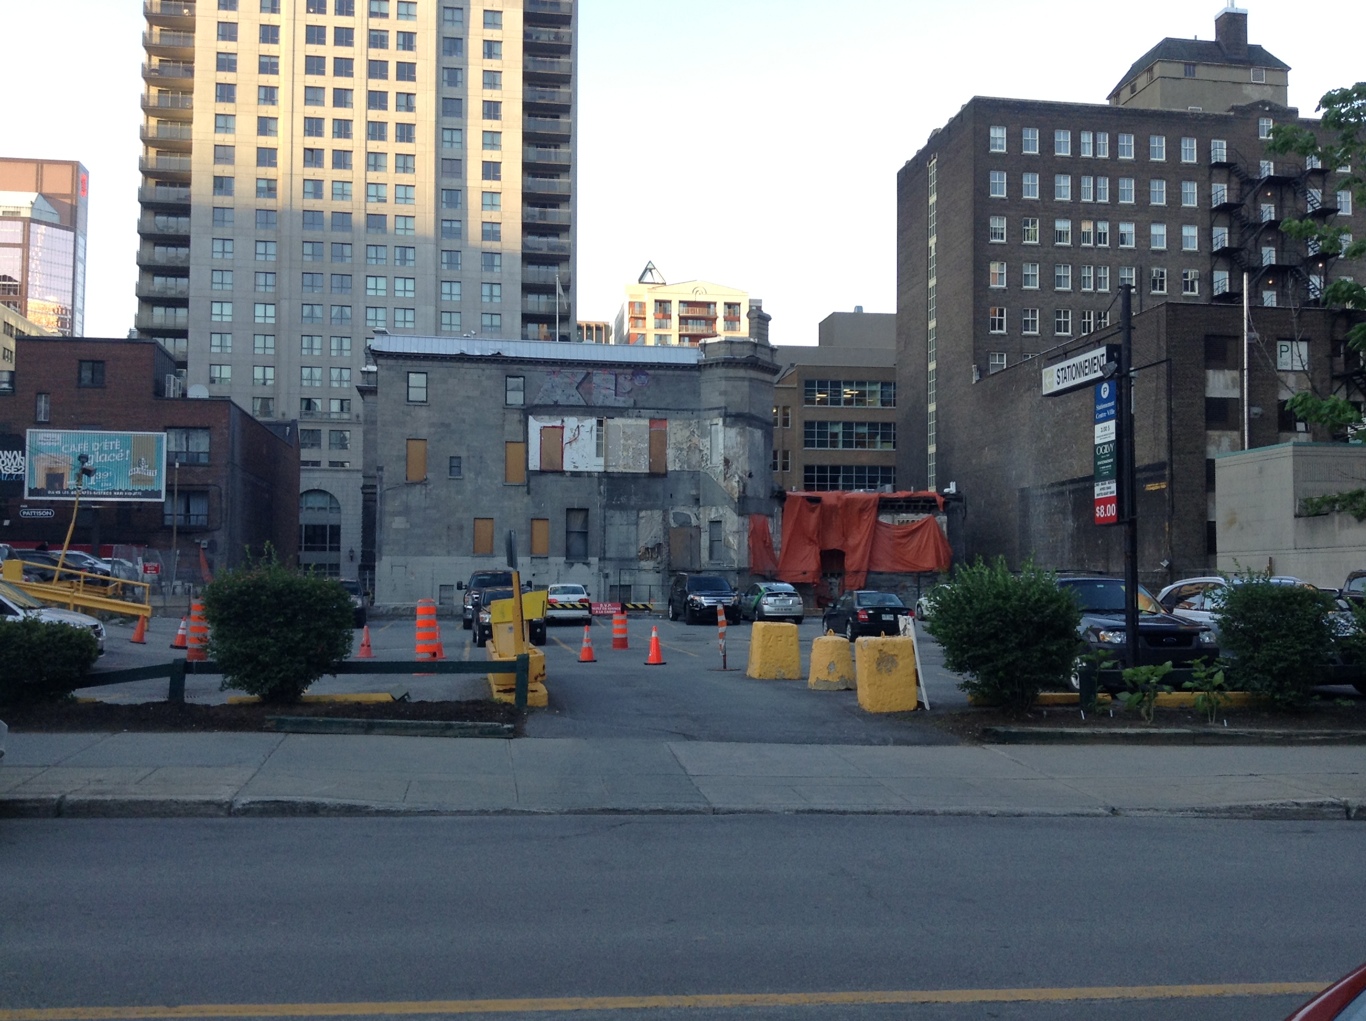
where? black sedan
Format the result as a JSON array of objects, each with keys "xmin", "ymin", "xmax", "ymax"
[
  {"xmin": 738, "ymin": 582, "xmax": 804, "ymax": 623},
  {"xmin": 821, "ymin": 590, "xmax": 911, "ymax": 640}
]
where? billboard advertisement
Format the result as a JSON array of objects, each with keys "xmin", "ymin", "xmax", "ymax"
[{"xmin": 25, "ymin": 430, "xmax": 167, "ymax": 502}]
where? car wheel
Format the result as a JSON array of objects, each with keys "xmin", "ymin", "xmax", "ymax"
[
  {"xmin": 474, "ymin": 627, "xmax": 486, "ymax": 648},
  {"xmin": 1354, "ymin": 681, "xmax": 1366, "ymax": 697},
  {"xmin": 1068, "ymin": 657, "xmax": 1085, "ymax": 692},
  {"xmin": 668, "ymin": 601, "xmax": 677, "ymax": 622},
  {"xmin": 794, "ymin": 616, "xmax": 804, "ymax": 625},
  {"xmin": 462, "ymin": 616, "xmax": 473, "ymax": 631},
  {"xmin": 845, "ymin": 621, "xmax": 855, "ymax": 643}
]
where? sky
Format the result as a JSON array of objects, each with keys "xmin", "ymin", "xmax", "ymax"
[{"xmin": 2, "ymin": 1, "xmax": 1361, "ymax": 345}]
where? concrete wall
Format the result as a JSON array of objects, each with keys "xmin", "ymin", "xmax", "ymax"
[{"xmin": 1216, "ymin": 443, "xmax": 1366, "ymax": 587}]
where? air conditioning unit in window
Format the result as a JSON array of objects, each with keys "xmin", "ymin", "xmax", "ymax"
[{"xmin": 165, "ymin": 373, "xmax": 182, "ymax": 398}]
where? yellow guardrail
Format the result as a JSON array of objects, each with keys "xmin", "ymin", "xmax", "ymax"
[{"xmin": 1, "ymin": 557, "xmax": 153, "ymax": 618}]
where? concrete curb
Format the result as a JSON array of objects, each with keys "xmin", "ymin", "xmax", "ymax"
[
  {"xmin": 981, "ymin": 726, "xmax": 1366, "ymax": 745},
  {"xmin": 2, "ymin": 795, "xmax": 1362, "ymax": 822},
  {"xmin": 263, "ymin": 716, "xmax": 515, "ymax": 737}
]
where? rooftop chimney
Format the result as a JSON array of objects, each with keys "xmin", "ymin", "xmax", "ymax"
[
  {"xmin": 1215, "ymin": 6, "xmax": 1248, "ymax": 60},
  {"xmin": 747, "ymin": 299, "xmax": 771, "ymax": 344}
]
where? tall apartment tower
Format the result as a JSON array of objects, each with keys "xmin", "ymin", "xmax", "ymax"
[
  {"xmin": 0, "ymin": 158, "xmax": 89, "ymax": 337},
  {"xmin": 137, "ymin": 0, "xmax": 576, "ymax": 581}
]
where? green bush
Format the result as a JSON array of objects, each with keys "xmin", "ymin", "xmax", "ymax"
[
  {"xmin": 925, "ymin": 557, "xmax": 1080, "ymax": 714},
  {"xmin": 202, "ymin": 551, "xmax": 355, "ymax": 704},
  {"xmin": 1216, "ymin": 573, "xmax": 1336, "ymax": 708},
  {"xmin": 0, "ymin": 619, "xmax": 100, "ymax": 704}
]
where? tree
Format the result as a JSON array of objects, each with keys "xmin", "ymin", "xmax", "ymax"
[{"xmin": 1267, "ymin": 84, "xmax": 1366, "ymax": 433}]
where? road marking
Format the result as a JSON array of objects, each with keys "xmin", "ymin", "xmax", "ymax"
[{"xmin": 0, "ymin": 982, "xmax": 1326, "ymax": 1020}]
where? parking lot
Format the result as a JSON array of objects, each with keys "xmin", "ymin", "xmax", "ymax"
[{"xmin": 83, "ymin": 611, "xmax": 964, "ymax": 745}]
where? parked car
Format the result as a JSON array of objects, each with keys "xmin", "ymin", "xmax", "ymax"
[
  {"xmin": 1282, "ymin": 959, "xmax": 1366, "ymax": 1020},
  {"xmin": 738, "ymin": 582, "xmax": 804, "ymax": 623},
  {"xmin": 12, "ymin": 550, "xmax": 114, "ymax": 586},
  {"xmin": 462, "ymin": 570, "xmax": 515, "ymax": 630},
  {"xmin": 545, "ymin": 583, "xmax": 592, "ymax": 625},
  {"xmin": 0, "ymin": 579, "xmax": 106, "ymax": 655},
  {"xmin": 821, "ymin": 590, "xmax": 912, "ymax": 640},
  {"xmin": 1157, "ymin": 575, "xmax": 1310, "ymax": 632},
  {"xmin": 338, "ymin": 579, "xmax": 367, "ymax": 628},
  {"xmin": 1059, "ymin": 575, "xmax": 1217, "ymax": 689},
  {"xmin": 472, "ymin": 587, "xmax": 546, "ymax": 648},
  {"xmin": 666, "ymin": 573, "xmax": 738, "ymax": 625},
  {"xmin": 915, "ymin": 584, "xmax": 948, "ymax": 623},
  {"xmin": 1341, "ymin": 570, "xmax": 1366, "ymax": 607}
]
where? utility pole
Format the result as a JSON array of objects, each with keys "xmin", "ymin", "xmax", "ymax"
[{"xmin": 1119, "ymin": 283, "xmax": 1139, "ymax": 668}]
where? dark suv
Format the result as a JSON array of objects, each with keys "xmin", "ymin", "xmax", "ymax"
[
  {"xmin": 667, "ymin": 573, "xmax": 738, "ymax": 625},
  {"xmin": 1057, "ymin": 575, "xmax": 1218, "ymax": 689},
  {"xmin": 463, "ymin": 570, "xmax": 514, "ymax": 629}
]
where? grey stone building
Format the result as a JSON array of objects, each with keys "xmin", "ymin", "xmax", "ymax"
[
  {"xmin": 360, "ymin": 334, "xmax": 779, "ymax": 605},
  {"xmin": 894, "ymin": 7, "xmax": 1363, "ymax": 578}
]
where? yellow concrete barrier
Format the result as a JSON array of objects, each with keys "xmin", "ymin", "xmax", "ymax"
[
  {"xmin": 808, "ymin": 633, "xmax": 855, "ymax": 690},
  {"xmin": 745, "ymin": 621, "xmax": 802, "ymax": 680},
  {"xmin": 854, "ymin": 635, "xmax": 918, "ymax": 713}
]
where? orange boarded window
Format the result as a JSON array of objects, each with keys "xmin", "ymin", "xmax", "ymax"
[
  {"xmin": 405, "ymin": 438, "xmax": 427, "ymax": 482},
  {"xmin": 473, "ymin": 517, "xmax": 494, "ymax": 555},
  {"xmin": 530, "ymin": 517, "xmax": 549, "ymax": 556}
]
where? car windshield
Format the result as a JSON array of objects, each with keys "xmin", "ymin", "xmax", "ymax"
[
  {"xmin": 1063, "ymin": 580, "xmax": 1161, "ymax": 614},
  {"xmin": 550, "ymin": 585, "xmax": 584, "ymax": 595},
  {"xmin": 688, "ymin": 577, "xmax": 730, "ymax": 593},
  {"xmin": 0, "ymin": 580, "xmax": 44, "ymax": 610},
  {"xmin": 763, "ymin": 584, "xmax": 796, "ymax": 595},
  {"xmin": 858, "ymin": 592, "xmax": 905, "ymax": 608},
  {"xmin": 483, "ymin": 589, "xmax": 514, "ymax": 603}
]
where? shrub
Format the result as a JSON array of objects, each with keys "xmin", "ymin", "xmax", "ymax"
[
  {"xmin": 926, "ymin": 557, "xmax": 1080, "ymax": 714},
  {"xmin": 1216, "ymin": 572, "xmax": 1336, "ymax": 708},
  {"xmin": 1119, "ymin": 661, "xmax": 1174, "ymax": 724},
  {"xmin": 0, "ymin": 619, "xmax": 100, "ymax": 704},
  {"xmin": 201, "ymin": 550, "xmax": 355, "ymax": 704}
]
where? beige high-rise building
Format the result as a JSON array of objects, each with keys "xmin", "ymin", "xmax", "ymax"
[
  {"xmin": 137, "ymin": 0, "xmax": 576, "ymax": 581},
  {"xmin": 612, "ymin": 263, "xmax": 749, "ymax": 346}
]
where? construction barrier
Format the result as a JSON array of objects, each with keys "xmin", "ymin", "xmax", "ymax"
[
  {"xmin": 611, "ymin": 611, "xmax": 629, "ymax": 650},
  {"xmin": 808, "ymin": 633, "xmax": 856, "ymax": 690},
  {"xmin": 853, "ymin": 635, "xmax": 919, "ymax": 713},
  {"xmin": 745, "ymin": 621, "xmax": 801, "ymax": 680},
  {"xmin": 415, "ymin": 599, "xmax": 445, "ymax": 660},
  {"xmin": 186, "ymin": 600, "xmax": 208, "ymax": 663}
]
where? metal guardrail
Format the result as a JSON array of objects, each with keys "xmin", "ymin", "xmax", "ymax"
[{"xmin": 78, "ymin": 656, "xmax": 533, "ymax": 709}]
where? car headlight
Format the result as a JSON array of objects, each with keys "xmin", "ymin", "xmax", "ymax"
[
  {"xmin": 1094, "ymin": 628, "xmax": 1127, "ymax": 644},
  {"xmin": 1198, "ymin": 630, "xmax": 1218, "ymax": 645}
]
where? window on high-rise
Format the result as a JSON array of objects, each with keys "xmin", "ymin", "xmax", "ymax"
[
  {"xmin": 217, "ymin": 21, "xmax": 238, "ymax": 41},
  {"xmin": 482, "ymin": 100, "xmax": 501, "ymax": 120},
  {"xmin": 305, "ymin": 24, "xmax": 326, "ymax": 45},
  {"xmin": 395, "ymin": 123, "xmax": 415, "ymax": 143},
  {"xmin": 333, "ymin": 88, "xmax": 354, "ymax": 108},
  {"xmin": 396, "ymin": 62, "xmax": 416, "ymax": 81},
  {"xmin": 482, "ymin": 40, "xmax": 502, "ymax": 60},
  {"xmin": 369, "ymin": 29, "xmax": 389, "ymax": 48},
  {"xmin": 333, "ymin": 150, "xmax": 353, "ymax": 169},
  {"xmin": 217, "ymin": 52, "xmax": 237, "ymax": 72}
]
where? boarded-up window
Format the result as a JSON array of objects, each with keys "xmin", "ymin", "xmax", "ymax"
[
  {"xmin": 405, "ymin": 438, "xmax": 427, "ymax": 482},
  {"xmin": 649, "ymin": 418, "xmax": 667, "ymax": 474},
  {"xmin": 473, "ymin": 517, "xmax": 494, "ymax": 555},
  {"xmin": 540, "ymin": 425, "xmax": 563, "ymax": 472},
  {"xmin": 505, "ymin": 441, "xmax": 526, "ymax": 484},
  {"xmin": 530, "ymin": 517, "xmax": 549, "ymax": 556}
]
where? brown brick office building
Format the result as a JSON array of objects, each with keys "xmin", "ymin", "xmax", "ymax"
[
  {"xmin": 895, "ymin": 8, "xmax": 1364, "ymax": 579},
  {"xmin": 0, "ymin": 336, "xmax": 298, "ymax": 575}
]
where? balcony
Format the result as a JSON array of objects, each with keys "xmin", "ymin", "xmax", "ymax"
[
  {"xmin": 135, "ymin": 307, "xmax": 190, "ymax": 331},
  {"xmin": 143, "ymin": 29, "xmax": 194, "ymax": 57},
  {"xmin": 522, "ymin": 206, "xmax": 570, "ymax": 227},
  {"xmin": 523, "ymin": 145, "xmax": 570, "ymax": 168},
  {"xmin": 522, "ymin": 294, "xmax": 571, "ymax": 315},
  {"xmin": 144, "ymin": 0, "xmax": 195, "ymax": 27},
  {"xmin": 524, "ymin": 56, "xmax": 572, "ymax": 80},
  {"xmin": 524, "ymin": 86, "xmax": 571, "ymax": 109},
  {"xmin": 524, "ymin": 27, "xmax": 573, "ymax": 52},
  {"xmin": 523, "ymin": 175, "xmax": 570, "ymax": 197},
  {"xmin": 524, "ymin": 0, "xmax": 572, "ymax": 24},
  {"xmin": 139, "ymin": 184, "xmax": 192, "ymax": 206},
  {"xmin": 140, "ymin": 122, "xmax": 194, "ymax": 150},
  {"xmin": 521, "ymin": 264, "xmax": 569, "ymax": 288},
  {"xmin": 141, "ymin": 90, "xmax": 193, "ymax": 120},
  {"xmin": 142, "ymin": 60, "xmax": 193, "ymax": 83},
  {"xmin": 136, "ymin": 275, "xmax": 190, "ymax": 299},
  {"xmin": 524, "ymin": 116, "xmax": 571, "ymax": 140},
  {"xmin": 137, "ymin": 213, "xmax": 191, "ymax": 238},
  {"xmin": 138, "ymin": 153, "xmax": 192, "ymax": 180},
  {"xmin": 137, "ymin": 245, "xmax": 190, "ymax": 268},
  {"xmin": 523, "ymin": 235, "xmax": 570, "ymax": 255}
]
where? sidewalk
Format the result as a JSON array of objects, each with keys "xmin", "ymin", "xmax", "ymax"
[{"xmin": 2, "ymin": 732, "xmax": 1363, "ymax": 820}]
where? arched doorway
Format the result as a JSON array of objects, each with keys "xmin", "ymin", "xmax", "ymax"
[{"xmin": 298, "ymin": 489, "xmax": 342, "ymax": 577}]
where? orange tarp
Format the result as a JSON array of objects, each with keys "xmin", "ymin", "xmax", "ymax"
[
  {"xmin": 775, "ymin": 491, "xmax": 951, "ymax": 591},
  {"xmin": 748, "ymin": 515, "xmax": 780, "ymax": 578}
]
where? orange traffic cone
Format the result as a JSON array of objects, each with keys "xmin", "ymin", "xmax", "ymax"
[
  {"xmin": 578, "ymin": 624, "xmax": 596, "ymax": 663},
  {"xmin": 130, "ymin": 615, "xmax": 147, "ymax": 645},
  {"xmin": 170, "ymin": 617, "xmax": 188, "ymax": 650},
  {"xmin": 611, "ymin": 610, "xmax": 629, "ymax": 650},
  {"xmin": 357, "ymin": 625, "xmax": 374, "ymax": 658},
  {"xmin": 186, "ymin": 600, "xmax": 209, "ymax": 663},
  {"xmin": 645, "ymin": 625, "xmax": 666, "ymax": 666}
]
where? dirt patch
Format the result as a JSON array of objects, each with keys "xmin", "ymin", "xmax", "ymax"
[
  {"xmin": 0, "ymin": 698, "xmax": 523, "ymax": 735},
  {"xmin": 926, "ymin": 699, "xmax": 1366, "ymax": 744}
]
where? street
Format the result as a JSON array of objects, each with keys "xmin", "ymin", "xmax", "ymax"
[{"xmin": 1, "ymin": 814, "xmax": 1359, "ymax": 1020}]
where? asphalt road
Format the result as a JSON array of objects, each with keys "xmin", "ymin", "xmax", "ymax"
[
  {"xmin": 2, "ymin": 814, "xmax": 1359, "ymax": 1020},
  {"xmin": 83, "ymin": 613, "xmax": 967, "ymax": 744}
]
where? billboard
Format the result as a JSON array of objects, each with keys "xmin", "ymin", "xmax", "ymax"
[{"xmin": 25, "ymin": 430, "xmax": 167, "ymax": 502}]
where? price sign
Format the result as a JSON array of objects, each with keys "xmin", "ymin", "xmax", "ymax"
[{"xmin": 1094, "ymin": 382, "xmax": 1119, "ymax": 526}]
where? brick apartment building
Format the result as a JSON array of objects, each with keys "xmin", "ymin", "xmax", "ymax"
[
  {"xmin": 895, "ymin": 7, "xmax": 1363, "ymax": 576},
  {"xmin": 0, "ymin": 336, "xmax": 298, "ymax": 576}
]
